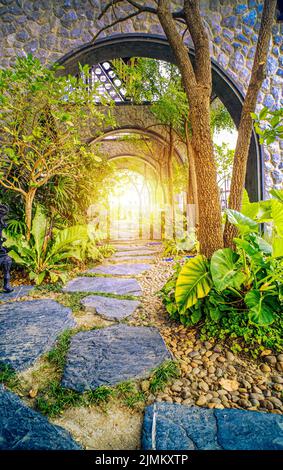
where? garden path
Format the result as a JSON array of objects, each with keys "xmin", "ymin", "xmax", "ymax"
[{"xmin": 1, "ymin": 241, "xmax": 283, "ymax": 450}]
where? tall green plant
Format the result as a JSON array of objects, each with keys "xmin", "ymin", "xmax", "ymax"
[{"xmin": 4, "ymin": 207, "xmax": 88, "ymax": 285}]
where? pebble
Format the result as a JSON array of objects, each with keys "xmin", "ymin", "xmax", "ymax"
[
  {"xmin": 182, "ymin": 398, "xmax": 192, "ymax": 405},
  {"xmin": 171, "ymin": 384, "xmax": 182, "ymax": 393},
  {"xmin": 260, "ymin": 400, "xmax": 274, "ymax": 411},
  {"xmin": 217, "ymin": 356, "xmax": 226, "ymax": 363},
  {"xmin": 264, "ymin": 355, "xmax": 277, "ymax": 365},
  {"xmin": 238, "ymin": 399, "xmax": 252, "ymax": 408},
  {"xmin": 260, "ymin": 364, "xmax": 271, "ymax": 373},
  {"xmin": 226, "ymin": 351, "xmax": 235, "ymax": 362},
  {"xmin": 141, "ymin": 380, "xmax": 150, "ymax": 392},
  {"xmin": 277, "ymin": 354, "xmax": 283, "ymax": 362},
  {"xmin": 198, "ymin": 381, "xmax": 209, "ymax": 392},
  {"xmin": 196, "ymin": 395, "xmax": 207, "ymax": 406},
  {"xmin": 208, "ymin": 366, "xmax": 216, "ymax": 374},
  {"xmin": 268, "ymin": 397, "xmax": 282, "ymax": 409},
  {"xmin": 272, "ymin": 376, "xmax": 283, "ymax": 385}
]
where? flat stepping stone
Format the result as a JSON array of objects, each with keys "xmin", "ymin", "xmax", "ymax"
[
  {"xmin": 142, "ymin": 403, "xmax": 283, "ymax": 450},
  {"xmin": 0, "ymin": 385, "xmax": 81, "ymax": 450},
  {"xmin": 0, "ymin": 285, "xmax": 33, "ymax": 303},
  {"xmin": 113, "ymin": 249, "xmax": 157, "ymax": 258},
  {"xmin": 0, "ymin": 300, "xmax": 75, "ymax": 371},
  {"xmin": 112, "ymin": 245, "xmax": 154, "ymax": 251},
  {"xmin": 81, "ymin": 295, "xmax": 140, "ymax": 320},
  {"xmin": 64, "ymin": 277, "xmax": 142, "ymax": 296},
  {"xmin": 87, "ymin": 263, "xmax": 151, "ymax": 276},
  {"xmin": 109, "ymin": 255, "xmax": 154, "ymax": 262},
  {"xmin": 62, "ymin": 325, "xmax": 171, "ymax": 392}
]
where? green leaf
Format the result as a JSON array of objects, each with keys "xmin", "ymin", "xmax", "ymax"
[
  {"xmin": 245, "ymin": 290, "xmax": 275, "ymax": 326},
  {"xmin": 175, "ymin": 255, "xmax": 212, "ymax": 312},
  {"xmin": 226, "ymin": 209, "xmax": 258, "ymax": 234},
  {"xmin": 191, "ymin": 308, "xmax": 202, "ymax": 324},
  {"xmin": 210, "ymin": 248, "xmax": 247, "ymax": 291},
  {"xmin": 270, "ymin": 189, "xmax": 283, "ymax": 202}
]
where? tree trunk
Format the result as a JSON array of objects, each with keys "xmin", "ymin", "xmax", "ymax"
[
  {"xmin": 25, "ymin": 189, "xmax": 36, "ymax": 241},
  {"xmin": 168, "ymin": 126, "xmax": 176, "ymax": 239},
  {"xmin": 185, "ymin": 119, "xmax": 198, "ymax": 225},
  {"xmin": 158, "ymin": 0, "xmax": 223, "ymax": 257},
  {"xmin": 223, "ymin": 0, "xmax": 277, "ymax": 247}
]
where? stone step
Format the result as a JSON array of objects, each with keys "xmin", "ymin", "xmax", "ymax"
[
  {"xmin": 81, "ymin": 295, "xmax": 140, "ymax": 321},
  {"xmin": 63, "ymin": 276, "xmax": 142, "ymax": 296},
  {"xmin": 113, "ymin": 249, "xmax": 158, "ymax": 258},
  {"xmin": 61, "ymin": 325, "xmax": 172, "ymax": 392},
  {"xmin": 85, "ymin": 263, "xmax": 151, "ymax": 276},
  {"xmin": 0, "ymin": 300, "xmax": 75, "ymax": 372},
  {"xmin": 142, "ymin": 403, "xmax": 283, "ymax": 450},
  {"xmin": 0, "ymin": 285, "xmax": 34, "ymax": 303},
  {"xmin": 0, "ymin": 386, "xmax": 81, "ymax": 450}
]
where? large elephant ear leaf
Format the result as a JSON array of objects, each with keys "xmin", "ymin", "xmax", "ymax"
[
  {"xmin": 225, "ymin": 209, "xmax": 258, "ymax": 234},
  {"xmin": 210, "ymin": 248, "xmax": 247, "ymax": 291},
  {"xmin": 175, "ymin": 255, "xmax": 212, "ymax": 313},
  {"xmin": 245, "ymin": 290, "xmax": 276, "ymax": 326},
  {"xmin": 270, "ymin": 189, "xmax": 283, "ymax": 202}
]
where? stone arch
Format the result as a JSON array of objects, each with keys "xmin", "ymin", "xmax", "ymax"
[{"xmin": 58, "ymin": 33, "xmax": 263, "ymax": 202}]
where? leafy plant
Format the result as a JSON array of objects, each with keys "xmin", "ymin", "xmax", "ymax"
[
  {"xmin": 4, "ymin": 206, "xmax": 88, "ymax": 284},
  {"xmin": 252, "ymin": 106, "xmax": 283, "ymax": 144},
  {"xmin": 163, "ymin": 235, "xmax": 197, "ymax": 257}
]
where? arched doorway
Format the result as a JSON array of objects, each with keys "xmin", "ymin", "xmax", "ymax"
[{"xmin": 57, "ymin": 33, "xmax": 263, "ymax": 202}]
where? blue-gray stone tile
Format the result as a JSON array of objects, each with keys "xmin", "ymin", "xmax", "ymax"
[
  {"xmin": 0, "ymin": 300, "xmax": 75, "ymax": 371},
  {"xmin": 0, "ymin": 385, "xmax": 81, "ymax": 450},
  {"xmin": 62, "ymin": 325, "xmax": 171, "ymax": 392},
  {"xmin": 81, "ymin": 295, "xmax": 140, "ymax": 320},
  {"xmin": 142, "ymin": 403, "xmax": 283, "ymax": 450},
  {"xmin": 64, "ymin": 276, "xmax": 142, "ymax": 296},
  {"xmin": 86, "ymin": 263, "xmax": 151, "ymax": 276}
]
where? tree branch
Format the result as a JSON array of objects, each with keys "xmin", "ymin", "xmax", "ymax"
[{"xmin": 183, "ymin": 0, "xmax": 212, "ymax": 87}]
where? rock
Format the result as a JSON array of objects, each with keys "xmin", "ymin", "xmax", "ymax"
[
  {"xmin": 260, "ymin": 400, "xmax": 274, "ymax": 411},
  {"xmin": 0, "ymin": 300, "xmax": 75, "ymax": 371},
  {"xmin": 219, "ymin": 379, "xmax": 239, "ymax": 392},
  {"xmin": 196, "ymin": 396, "xmax": 207, "ymax": 406},
  {"xmin": 198, "ymin": 381, "xmax": 209, "ymax": 392},
  {"xmin": 64, "ymin": 277, "xmax": 142, "ymax": 296},
  {"xmin": 208, "ymin": 366, "xmax": 216, "ymax": 374},
  {"xmin": 277, "ymin": 354, "xmax": 283, "ymax": 362},
  {"xmin": 62, "ymin": 325, "xmax": 171, "ymax": 392},
  {"xmin": 217, "ymin": 389, "xmax": 228, "ymax": 396},
  {"xmin": 141, "ymin": 380, "xmax": 150, "ymax": 393},
  {"xmin": 210, "ymin": 353, "xmax": 219, "ymax": 361},
  {"xmin": 217, "ymin": 356, "xmax": 226, "ymax": 363},
  {"xmin": 87, "ymin": 263, "xmax": 151, "ymax": 276},
  {"xmin": 81, "ymin": 295, "xmax": 140, "ymax": 321},
  {"xmin": 268, "ymin": 397, "xmax": 282, "ymax": 409},
  {"xmin": 260, "ymin": 364, "xmax": 271, "ymax": 373},
  {"xmin": 250, "ymin": 393, "xmax": 264, "ymax": 401},
  {"xmin": 276, "ymin": 363, "xmax": 283, "ymax": 372},
  {"xmin": 142, "ymin": 403, "xmax": 283, "ymax": 450},
  {"xmin": 171, "ymin": 384, "xmax": 182, "ymax": 393},
  {"xmin": 264, "ymin": 356, "xmax": 277, "ymax": 366},
  {"xmin": 225, "ymin": 351, "xmax": 235, "ymax": 362},
  {"xmin": 238, "ymin": 399, "xmax": 252, "ymax": 408},
  {"xmin": 0, "ymin": 386, "xmax": 81, "ymax": 450},
  {"xmin": 182, "ymin": 398, "xmax": 192, "ymax": 405}
]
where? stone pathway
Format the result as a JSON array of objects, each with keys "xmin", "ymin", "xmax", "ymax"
[
  {"xmin": 64, "ymin": 276, "xmax": 143, "ymax": 296},
  {"xmin": 142, "ymin": 403, "xmax": 283, "ymax": 450},
  {"xmin": 0, "ymin": 385, "xmax": 81, "ymax": 450},
  {"xmin": 62, "ymin": 325, "xmax": 171, "ymax": 392},
  {"xmin": 0, "ymin": 299, "xmax": 75, "ymax": 371}
]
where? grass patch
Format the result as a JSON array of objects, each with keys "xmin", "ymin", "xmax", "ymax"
[
  {"xmin": 46, "ymin": 330, "xmax": 73, "ymax": 371},
  {"xmin": 0, "ymin": 363, "xmax": 21, "ymax": 391},
  {"xmin": 149, "ymin": 361, "xmax": 180, "ymax": 393},
  {"xmin": 34, "ymin": 283, "xmax": 63, "ymax": 294},
  {"xmin": 115, "ymin": 381, "xmax": 146, "ymax": 408},
  {"xmin": 85, "ymin": 386, "xmax": 114, "ymax": 406}
]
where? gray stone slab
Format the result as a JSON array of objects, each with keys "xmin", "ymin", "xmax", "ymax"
[
  {"xmin": 109, "ymin": 255, "xmax": 154, "ymax": 262},
  {"xmin": 0, "ymin": 300, "xmax": 75, "ymax": 371},
  {"xmin": 113, "ymin": 249, "xmax": 157, "ymax": 258},
  {"xmin": 0, "ymin": 385, "xmax": 81, "ymax": 450},
  {"xmin": 62, "ymin": 325, "xmax": 171, "ymax": 392},
  {"xmin": 64, "ymin": 277, "xmax": 142, "ymax": 296},
  {"xmin": 87, "ymin": 263, "xmax": 151, "ymax": 276},
  {"xmin": 0, "ymin": 285, "xmax": 34, "ymax": 303},
  {"xmin": 142, "ymin": 403, "xmax": 283, "ymax": 450},
  {"xmin": 81, "ymin": 295, "xmax": 140, "ymax": 320}
]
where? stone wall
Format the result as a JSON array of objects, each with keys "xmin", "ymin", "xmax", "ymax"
[{"xmin": 0, "ymin": 0, "xmax": 282, "ymax": 195}]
